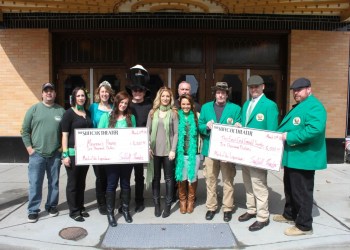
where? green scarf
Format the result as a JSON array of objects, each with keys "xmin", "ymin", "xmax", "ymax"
[
  {"xmin": 76, "ymin": 105, "xmax": 84, "ymax": 111},
  {"xmin": 146, "ymin": 105, "xmax": 172, "ymax": 189},
  {"xmin": 175, "ymin": 110, "xmax": 198, "ymax": 182}
]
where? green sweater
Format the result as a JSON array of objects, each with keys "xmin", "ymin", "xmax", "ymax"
[
  {"xmin": 21, "ymin": 102, "xmax": 65, "ymax": 157},
  {"xmin": 98, "ymin": 112, "xmax": 136, "ymax": 128}
]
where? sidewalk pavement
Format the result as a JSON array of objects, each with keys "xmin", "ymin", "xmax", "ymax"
[{"xmin": 0, "ymin": 163, "xmax": 349, "ymax": 250}]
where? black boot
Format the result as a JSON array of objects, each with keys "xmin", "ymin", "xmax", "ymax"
[
  {"xmin": 162, "ymin": 178, "xmax": 174, "ymax": 218},
  {"xmin": 96, "ymin": 193, "xmax": 107, "ymax": 215},
  {"xmin": 152, "ymin": 180, "xmax": 161, "ymax": 217},
  {"xmin": 162, "ymin": 204, "xmax": 171, "ymax": 218},
  {"xmin": 94, "ymin": 165, "xmax": 107, "ymax": 215},
  {"xmin": 106, "ymin": 191, "xmax": 117, "ymax": 227},
  {"xmin": 135, "ymin": 164, "xmax": 145, "ymax": 212},
  {"xmin": 119, "ymin": 189, "xmax": 133, "ymax": 223}
]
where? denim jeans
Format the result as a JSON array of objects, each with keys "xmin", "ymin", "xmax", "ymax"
[
  {"xmin": 105, "ymin": 164, "xmax": 133, "ymax": 192},
  {"xmin": 27, "ymin": 150, "xmax": 61, "ymax": 214}
]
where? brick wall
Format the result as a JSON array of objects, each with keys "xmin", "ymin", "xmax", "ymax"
[
  {"xmin": 289, "ymin": 30, "xmax": 349, "ymax": 138},
  {"xmin": 0, "ymin": 29, "xmax": 50, "ymax": 136},
  {"xmin": 0, "ymin": 29, "xmax": 348, "ymax": 139}
]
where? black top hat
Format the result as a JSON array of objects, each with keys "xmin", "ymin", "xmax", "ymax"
[{"xmin": 126, "ymin": 64, "xmax": 150, "ymax": 97}]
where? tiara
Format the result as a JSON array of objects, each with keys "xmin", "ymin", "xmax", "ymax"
[{"xmin": 99, "ymin": 81, "xmax": 111, "ymax": 88}]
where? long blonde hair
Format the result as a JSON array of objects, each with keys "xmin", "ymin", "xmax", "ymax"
[
  {"xmin": 94, "ymin": 80, "xmax": 115, "ymax": 104},
  {"xmin": 150, "ymin": 86, "xmax": 177, "ymax": 118}
]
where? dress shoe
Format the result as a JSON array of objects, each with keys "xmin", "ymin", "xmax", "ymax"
[
  {"xmin": 238, "ymin": 212, "xmax": 256, "ymax": 222},
  {"xmin": 205, "ymin": 210, "xmax": 216, "ymax": 220},
  {"xmin": 80, "ymin": 210, "xmax": 90, "ymax": 218},
  {"xmin": 70, "ymin": 214, "xmax": 85, "ymax": 222},
  {"xmin": 223, "ymin": 211, "xmax": 232, "ymax": 222},
  {"xmin": 248, "ymin": 220, "xmax": 269, "ymax": 231},
  {"xmin": 284, "ymin": 226, "xmax": 313, "ymax": 236}
]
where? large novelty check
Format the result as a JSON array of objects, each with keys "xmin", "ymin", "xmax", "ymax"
[
  {"xmin": 74, "ymin": 127, "xmax": 149, "ymax": 165},
  {"xmin": 208, "ymin": 124, "xmax": 283, "ymax": 171}
]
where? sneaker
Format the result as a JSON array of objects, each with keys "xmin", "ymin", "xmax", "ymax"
[
  {"xmin": 284, "ymin": 226, "xmax": 313, "ymax": 236},
  {"xmin": 273, "ymin": 214, "xmax": 294, "ymax": 224},
  {"xmin": 28, "ymin": 213, "xmax": 38, "ymax": 223},
  {"xmin": 48, "ymin": 207, "xmax": 59, "ymax": 217}
]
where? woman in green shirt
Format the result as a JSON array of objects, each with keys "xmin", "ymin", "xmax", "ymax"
[{"xmin": 98, "ymin": 91, "xmax": 136, "ymax": 227}]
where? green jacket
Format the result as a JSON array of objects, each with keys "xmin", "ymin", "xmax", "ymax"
[
  {"xmin": 198, "ymin": 101, "xmax": 241, "ymax": 156},
  {"xmin": 242, "ymin": 94, "xmax": 279, "ymax": 131},
  {"xmin": 278, "ymin": 94, "xmax": 327, "ymax": 170}
]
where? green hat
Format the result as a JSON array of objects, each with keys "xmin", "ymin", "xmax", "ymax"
[{"xmin": 247, "ymin": 75, "xmax": 264, "ymax": 86}]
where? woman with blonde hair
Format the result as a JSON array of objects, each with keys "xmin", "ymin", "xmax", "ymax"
[
  {"xmin": 146, "ymin": 86, "xmax": 178, "ymax": 218},
  {"xmin": 89, "ymin": 80, "xmax": 115, "ymax": 215}
]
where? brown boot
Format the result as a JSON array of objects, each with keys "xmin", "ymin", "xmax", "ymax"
[
  {"xmin": 187, "ymin": 181, "xmax": 197, "ymax": 214},
  {"xmin": 178, "ymin": 181, "xmax": 187, "ymax": 214}
]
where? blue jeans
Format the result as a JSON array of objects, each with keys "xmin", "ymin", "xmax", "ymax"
[
  {"xmin": 27, "ymin": 151, "xmax": 61, "ymax": 214},
  {"xmin": 105, "ymin": 164, "xmax": 133, "ymax": 192}
]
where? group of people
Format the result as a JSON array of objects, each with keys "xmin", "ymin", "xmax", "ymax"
[{"xmin": 21, "ymin": 64, "xmax": 327, "ymax": 237}]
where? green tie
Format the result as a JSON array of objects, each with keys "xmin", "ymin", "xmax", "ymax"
[{"xmin": 246, "ymin": 100, "xmax": 255, "ymax": 126}]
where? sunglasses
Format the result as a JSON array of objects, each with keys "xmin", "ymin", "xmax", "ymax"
[{"xmin": 132, "ymin": 88, "xmax": 144, "ymax": 92}]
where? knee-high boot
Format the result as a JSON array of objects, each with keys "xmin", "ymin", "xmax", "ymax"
[
  {"xmin": 162, "ymin": 179, "xmax": 174, "ymax": 218},
  {"xmin": 187, "ymin": 181, "xmax": 197, "ymax": 214},
  {"xmin": 178, "ymin": 181, "xmax": 187, "ymax": 214},
  {"xmin": 96, "ymin": 193, "xmax": 107, "ymax": 215},
  {"xmin": 120, "ymin": 189, "xmax": 133, "ymax": 223},
  {"xmin": 152, "ymin": 180, "xmax": 161, "ymax": 217},
  {"xmin": 106, "ymin": 191, "xmax": 117, "ymax": 227}
]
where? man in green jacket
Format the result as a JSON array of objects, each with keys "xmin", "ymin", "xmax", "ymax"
[
  {"xmin": 198, "ymin": 82, "xmax": 241, "ymax": 222},
  {"xmin": 21, "ymin": 83, "xmax": 65, "ymax": 223},
  {"xmin": 237, "ymin": 75, "xmax": 279, "ymax": 231},
  {"xmin": 274, "ymin": 78, "xmax": 327, "ymax": 236}
]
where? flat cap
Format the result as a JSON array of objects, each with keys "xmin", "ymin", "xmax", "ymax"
[
  {"xmin": 247, "ymin": 75, "xmax": 264, "ymax": 86},
  {"xmin": 290, "ymin": 78, "xmax": 311, "ymax": 90}
]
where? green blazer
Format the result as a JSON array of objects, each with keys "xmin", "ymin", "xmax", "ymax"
[
  {"xmin": 198, "ymin": 101, "xmax": 241, "ymax": 156},
  {"xmin": 278, "ymin": 94, "xmax": 327, "ymax": 170},
  {"xmin": 242, "ymin": 94, "xmax": 279, "ymax": 131}
]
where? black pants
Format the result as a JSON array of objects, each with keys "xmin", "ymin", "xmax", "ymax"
[
  {"xmin": 152, "ymin": 155, "xmax": 174, "ymax": 206},
  {"xmin": 105, "ymin": 164, "xmax": 133, "ymax": 192},
  {"xmin": 283, "ymin": 166, "xmax": 315, "ymax": 231},
  {"xmin": 65, "ymin": 156, "xmax": 89, "ymax": 217},
  {"xmin": 134, "ymin": 163, "xmax": 145, "ymax": 204},
  {"xmin": 93, "ymin": 165, "xmax": 107, "ymax": 196}
]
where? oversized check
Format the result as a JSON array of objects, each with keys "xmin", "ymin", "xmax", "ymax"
[
  {"xmin": 74, "ymin": 127, "xmax": 149, "ymax": 165},
  {"xmin": 208, "ymin": 124, "xmax": 283, "ymax": 171}
]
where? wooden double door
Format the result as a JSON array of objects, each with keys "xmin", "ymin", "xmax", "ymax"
[
  {"xmin": 56, "ymin": 67, "xmax": 206, "ymax": 109},
  {"xmin": 56, "ymin": 68, "xmax": 284, "ymax": 117}
]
